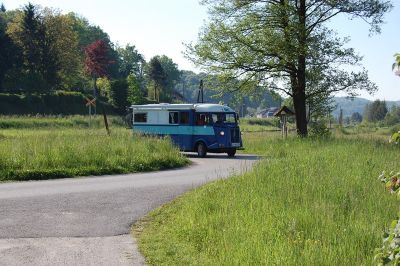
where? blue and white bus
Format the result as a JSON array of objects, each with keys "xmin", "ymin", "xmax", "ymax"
[{"xmin": 131, "ymin": 103, "xmax": 243, "ymax": 157}]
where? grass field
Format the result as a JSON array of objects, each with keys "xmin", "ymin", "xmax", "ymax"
[
  {"xmin": 134, "ymin": 133, "xmax": 400, "ymax": 265},
  {"xmin": 0, "ymin": 116, "xmax": 188, "ymax": 181}
]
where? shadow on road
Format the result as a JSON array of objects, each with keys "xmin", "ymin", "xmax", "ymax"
[{"xmin": 182, "ymin": 153, "xmax": 259, "ymax": 161}]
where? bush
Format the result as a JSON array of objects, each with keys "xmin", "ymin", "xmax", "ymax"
[
  {"xmin": 309, "ymin": 120, "xmax": 331, "ymax": 138},
  {"xmin": 0, "ymin": 92, "xmax": 116, "ymax": 115}
]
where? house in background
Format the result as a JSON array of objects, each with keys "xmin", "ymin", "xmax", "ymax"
[{"xmin": 256, "ymin": 107, "xmax": 280, "ymax": 118}]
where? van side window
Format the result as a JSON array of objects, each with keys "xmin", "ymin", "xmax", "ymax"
[
  {"xmin": 169, "ymin": 112, "xmax": 179, "ymax": 124},
  {"xmin": 196, "ymin": 113, "xmax": 212, "ymax": 125},
  {"xmin": 180, "ymin": 112, "xmax": 189, "ymax": 124},
  {"xmin": 134, "ymin": 113, "xmax": 147, "ymax": 123}
]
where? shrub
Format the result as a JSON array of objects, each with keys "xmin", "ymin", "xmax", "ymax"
[{"xmin": 309, "ymin": 120, "xmax": 331, "ymax": 138}]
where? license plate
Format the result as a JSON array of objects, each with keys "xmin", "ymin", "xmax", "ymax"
[{"xmin": 231, "ymin": 143, "xmax": 240, "ymax": 147}]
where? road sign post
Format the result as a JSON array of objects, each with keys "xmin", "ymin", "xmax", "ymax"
[{"xmin": 85, "ymin": 97, "xmax": 96, "ymax": 127}]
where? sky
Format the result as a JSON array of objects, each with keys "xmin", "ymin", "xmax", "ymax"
[{"xmin": 2, "ymin": 0, "xmax": 400, "ymax": 101}]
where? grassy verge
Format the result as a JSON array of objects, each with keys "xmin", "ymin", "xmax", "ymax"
[
  {"xmin": 0, "ymin": 127, "xmax": 188, "ymax": 181},
  {"xmin": 133, "ymin": 136, "xmax": 400, "ymax": 265}
]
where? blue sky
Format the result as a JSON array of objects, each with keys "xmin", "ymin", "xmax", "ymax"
[{"xmin": 3, "ymin": 0, "xmax": 400, "ymax": 101}]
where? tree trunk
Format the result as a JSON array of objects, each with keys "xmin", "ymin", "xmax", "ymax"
[
  {"xmin": 293, "ymin": 0, "xmax": 308, "ymax": 137},
  {"xmin": 293, "ymin": 85, "xmax": 308, "ymax": 136}
]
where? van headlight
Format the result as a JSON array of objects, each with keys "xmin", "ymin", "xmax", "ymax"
[{"xmin": 220, "ymin": 131, "xmax": 225, "ymax": 136}]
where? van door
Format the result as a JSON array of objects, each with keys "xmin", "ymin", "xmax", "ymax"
[{"xmin": 178, "ymin": 111, "xmax": 192, "ymax": 151}]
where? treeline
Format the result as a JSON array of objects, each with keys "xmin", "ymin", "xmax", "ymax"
[
  {"xmin": 340, "ymin": 100, "xmax": 400, "ymax": 126},
  {"xmin": 0, "ymin": 2, "xmax": 279, "ymax": 115}
]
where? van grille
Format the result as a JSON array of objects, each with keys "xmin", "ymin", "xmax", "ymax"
[{"xmin": 231, "ymin": 128, "xmax": 240, "ymax": 143}]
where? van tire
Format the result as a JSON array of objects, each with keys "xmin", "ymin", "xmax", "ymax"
[
  {"xmin": 196, "ymin": 142, "xmax": 207, "ymax": 157},
  {"xmin": 227, "ymin": 149, "xmax": 236, "ymax": 157}
]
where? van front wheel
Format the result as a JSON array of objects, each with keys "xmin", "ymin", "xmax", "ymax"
[
  {"xmin": 227, "ymin": 149, "xmax": 236, "ymax": 157},
  {"xmin": 196, "ymin": 142, "xmax": 207, "ymax": 157}
]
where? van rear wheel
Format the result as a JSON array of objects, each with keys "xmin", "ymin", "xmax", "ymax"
[
  {"xmin": 196, "ymin": 142, "xmax": 207, "ymax": 157},
  {"xmin": 227, "ymin": 149, "xmax": 236, "ymax": 157}
]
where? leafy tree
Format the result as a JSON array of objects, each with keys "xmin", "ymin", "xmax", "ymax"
[
  {"xmin": 6, "ymin": 4, "xmax": 80, "ymax": 91},
  {"xmin": 96, "ymin": 77, "xmax": 111, "ymax": 98},
  {"xmin": 351, "ymin": 112, "xmax": 363, "ymax": 123},
  {"xmin": 68, "ymin": 13, "xmax": 110, "ymax": 50},
  {"xmin": 364, "ymin": 100, "xmax": 388, "ymax": 122},
  {"xmin": 41, "ymin": 8, "xmax": 80, "ymax": 89},
  {"xmin": 1, "ymin": 3, "xmax": 5, "ymax": 12},
  {"xmin": 84, "ymin": 39, "xmax": 112, "ymax": 98},
  {"xmin": 0, "ymin": 10, "xmax": 21, "ymax": 91},
  {"xmin": 127, "ymin": 74, "xmax": 144, "ymax": 104},
  {"xmin": 109, "ymin": 78, "xmax": 128, "ymax": 114},
  {"xmin": 147, "ymin": 56, "xmax": 167, "ymax": 102},
  {"xmin": 117, "ymin": 44, "xmax": 144, "ymax": 78},
  {"xmin": 338, "ymin": 108, "xmax": 343, "ymax": 127},
  {"xmin": 157, "ymin": 55, "xmax": 181, "ymax": 101},
  {"xmin": 384, "ymin": 105, "xmax": 400, "ymax": 126},
  {"xmin": 188, "ymin": 0, "xmax": 391, "ymax": 136}
]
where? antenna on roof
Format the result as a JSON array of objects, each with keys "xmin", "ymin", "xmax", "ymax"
[{"xmin": 197, "ymin": 80, "xmax": 204, "ymax": 103}]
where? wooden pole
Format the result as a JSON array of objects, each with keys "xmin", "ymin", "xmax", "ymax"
[{"xmin": 102, "ymin": 105, "xmax": 110, "ymax": 136}]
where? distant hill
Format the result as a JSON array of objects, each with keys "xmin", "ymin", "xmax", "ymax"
[{"xmin": 332, "ymin": 97, "xmax": 400, "ymax": 117}]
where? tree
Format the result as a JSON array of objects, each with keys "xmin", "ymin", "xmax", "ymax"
[
  {"xmin": 84, "ymin": 39, "xmax": 112, "ymax": 99},
  {"xmin": 157, "ymin": 55, "xmax": 181, "ymax": 101},
  {"xmin": 1, "ymin": 3, "xmax": 5, "ymax": 12},
  {"xmin": 6, "ymin": 4, "xmax": 80, "ymax": 91},
  {"xmin": 364, "ymin": 100, "xmax": 388, "ymax": 122},
  {"xmin": 351, "ymin": 112, "xmax": 363, "ymax": 123},
  {"xmin": 0, "ymin": 9, "xmax": 21, "ymax": 91},
  {"xmin": 110, "ymin": 79, "xmax": 128, "ymax": 114},
  {"xmin": 127, "ymin": 74, "xmax": 144, "ymax": 104},
  {"xmin": 338, "ymin": 108, "xmax": 343, "ymax": 127},
  {"xmin": 147, "ymin": 56, "xmax": 167, "ymax": 102},
  {"xmin": 188, "ymin": 0, "xmax": 391, "ymax": 136},
  {"xmin": 384, "ymin": 105, "xmax": 400, "ymax": 126},
  {"xmin": 117, "ymin": 44, "xmax": 144, "ymax": 78}
]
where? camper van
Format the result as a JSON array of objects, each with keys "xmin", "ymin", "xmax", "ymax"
[{"xmin": 130, "ymin": 103, "xmax": 243, "ymax": 157}]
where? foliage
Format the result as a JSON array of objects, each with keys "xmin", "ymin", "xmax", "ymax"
[
  {"xmin": 374, "ymin": 171, "xmax": 400, "ymax": 265},
  {"xmin": 134, "ymin": 136, "xmax": 399, "ymax": 265},
  {"xmin": 364, "ymin": 100, "xmax": 388, "ymax": 122},
  {"xmin": 127, "ymin": 74, "xmax": 144, "ymax": 104},
  {"xmin": 6, "ymin": 4, "xmax": 80, "ymax": 91},
  {"xmin": 188, "ymin": 0, "xmax": 390, "ymax": 136},
  {"xmin": 109, "ymin": 79, "xmax": 128, "ymax": 114},
  {"xmin": 147, "ymin": 56, "xmax": 167, "ymax": 102},
  {"xmin": 385, "ymin": 106, "xmax": 400, "ymax": 126},
  {"xmin": 117, "ymin": 44, "xmax": 144, "ymax": 78},
  {"xmin": 0, "ymin": 126, "xmax": 188, "ymax": 181},
  {"xmin": 0, "ymin": 92, "xmax": 116, "ymax": 115},
  {"xmin": 309, "ymin": 120, "xmax": 331, "ymax": 138},
  {"xmin": 393, "ymin": 53, "xmax": 400, "ymax": 76},
  {"xmin": 84, "ymin": 39, "xmax": 111, "ymax": 78},
  {"xmin": 157, "ymin": 55, "xmax": 181, "ymax": 101},
  {"xmin": 351, "ymin": 112, "xmax": 363, "ymax": 123},
  {"xmin": 390, "ymin": 131, "xmax": 400, "ymax": 145},
  {"xmin": 338, "ymin": 108, "xmax": 344, "ymax": 127}
]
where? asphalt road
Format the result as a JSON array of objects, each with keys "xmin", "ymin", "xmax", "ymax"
[{"xmin": 0, "ymin": 154, "xmax": 257, "ymax": 266}]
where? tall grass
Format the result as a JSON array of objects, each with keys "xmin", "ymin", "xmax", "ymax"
[
  {"xmin": 134, "ymin": 136, "xmax": 400, "ymax": 265},
  {"xmin": 0, "ymin": 128, "xmax": 188, "ymax": 181}
]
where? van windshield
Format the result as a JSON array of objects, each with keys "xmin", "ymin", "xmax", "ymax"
[{"xmin": 211, "ymin": 113, "xmax": 237, "ymax": 124}]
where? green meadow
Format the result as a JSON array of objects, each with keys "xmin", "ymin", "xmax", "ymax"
[
  {"xmin": 134, "ymin": 132, "xmax": 400, "ymax": 265},
  {"xmin": 0, "ymin": 116, "xmax": 188, "ymax": 181}
]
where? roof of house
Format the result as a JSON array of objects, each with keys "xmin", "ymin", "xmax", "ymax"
[{"xmin": 274, "ymin": 106, "xmax": 295, "ymax": 116}]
